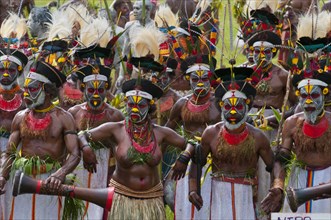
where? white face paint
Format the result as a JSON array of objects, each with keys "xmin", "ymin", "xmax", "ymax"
[
  {"xmin": 299, "ymin": 85, "xmax": 325, "ymax": 124},
  {"xmin": 23, "ymin": 78, "xmax": 46, "ymax": 109},
  {"xmin": 221, "ymin": 97, "xmax": 249, "ymax": 130}
]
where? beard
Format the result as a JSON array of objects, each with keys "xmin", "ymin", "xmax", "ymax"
[
  {"xmin": 304, "ymin": 106, "xmax": 323, "ymax": 124},
  {"xmin": 24, "ymin": 92, "xmax": 46, "ymax": 109},
  {"xmin": 222, "ymin": 111, "xmax": 248, "ymax": 130}
]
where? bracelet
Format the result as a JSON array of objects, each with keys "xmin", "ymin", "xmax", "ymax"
[
  {"xmin": 178, "ymin": 154, "xmax": 190, "ymax": 165},
  {"xmin": 182, "ymin": 150, "xmax": 191, "ymax": 157},
  {"xmin": 81, "ymin": 144, "xmax": 90, "ymax": 151}
]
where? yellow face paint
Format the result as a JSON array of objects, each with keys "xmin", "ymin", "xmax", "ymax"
[
  {"xmin": 24, "ymin": 78, "xmax": 31, "ymax": 87},
  {"xmin": 196, "ymin": 70, "xmax": 204, "ymax": 77},
  {"xmin": 132, "ymin": 95, "xmax": 142, "ymax": 103},
  {"xmin": 132, "ymin": 107, "xmax": 139, "ymax": 113},
  {"xmin": 229, "ymin": 97, "xmax": 238, "ymax": 106},
  {"xmin": 92, "ymin": 80, "xmax": 100, "ymax": 89},
  {"xmin": 2, "ymin": 60, "xmax": 10, "ymax": 69},
  {"xmin": 304, "ymin": 84, "xmax": 313, "ymax": 94}
]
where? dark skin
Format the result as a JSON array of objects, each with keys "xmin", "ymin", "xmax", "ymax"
[
  {"xmin": 253, "ymin": 64, "xmax": 297, "ymax": 110},
  {"xmin": 166, "ymin": 94, "xmax": 221, "ymax": 137},
  {"xmin": 68, "ymin": 102, "xmax": 124, "ymax": 172},
  {"xmin": 79, "ymin": 103, "xmax": 194, "ymax": 190},
  {"xmin": 189, "ymin": 122, "xmax": 274, "ymax": 210},
  {"xmin": 261, "ymin": 111, "xmax": 331, "ymax": 214},
  {"xmin": 152, "ymin": 88, "xmax": 181, "ymax": 126},
  {"xmin": 0, "ymin": 94, "xmax": 80, "ymax": 194}
]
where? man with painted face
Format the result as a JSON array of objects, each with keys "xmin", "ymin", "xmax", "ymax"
[
  {"xmin": 151, "ymin": 57, "xmax": 181, "ymax": 126},
  {"xmin": 78, "ymin": 78, "xmax": 194, "ymax": 219},
  {"xmin": 116, "ymin": 0, "xmax": 155, "ymax": 87},
  {"xmin": 165, "ymin": 55, "xmax": 222, "ymax": 219},
  {"xmin": 261, "ymin": 69, "xmax": 331, "ymax": 214},
  {"xmin": 0, "ymin": 48, "xmax": 28, "ymax": 219},
  {"xmin": 0, "ymin": 61, "xmax": 80, "ymax": 219},
  {"xmin": 249, "ymin": 31, "xmax": 297, "ymax": 111},
  {"xmin": 188, "ymin": 67, "xmax": 274, "ymax": 219},
  {"xmin": 248, "ymin": 30, "xmax": 297, "ymax": 215},
  {"xmin": 68, "ymin": 64, "xmax": 124, "ymax": 220}
]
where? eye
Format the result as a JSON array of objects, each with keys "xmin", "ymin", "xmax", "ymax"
[
  {"xmin": 264, "ymin": 49, "xmax": 271, "ymax": 54},
  {"xmin": 0, "ymin": 68, "xmax": 4, "ymax": 72},
  {"xmin": 191, "ymin": 77, "xmax": 199, "ymax": 82},
  {"xmin": 8, "ymin": 69, "xmax": 16, "ymax": 73},
  {"xmin": 138, "ymin": 103, "xmax": 147, "ymax": 108},
  {"xmin": 254, "ymin": 49, "xmax": 260, "ymax": 54},
  {"xmin": 311, "ymin": 93, "xmax": 320, "ymax": 99},
  {"xmin": 87, "ymin": 88, "xmax": 94, "ymax": 93},
  {"xmin": 98, "ymin": 88, "xmax": 105, "ymax": 93},
  {"xmin": 236, "ymin": 104, "xmax": 244, "ymax": 110},
  {"xmin": 224, "ymin": 104, "xmax": 231, "ymax": 110},
  {"xmin": 128, "ymin": 102, "xmax": 135, "ymax": 107},
  {"xmin": 29, "ymin": 87, "xmax": 39, "ymax": 92},
  {"xmin": 301, "ymin": 94, "xmax": 308, "ymax": 99},
  {"xmin": 201, "ymin": 77, "xmax": 209, "ymax": 82}
]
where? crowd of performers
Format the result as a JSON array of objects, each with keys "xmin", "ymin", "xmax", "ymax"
[{"xmin": 0, "ymin": 0, "xmax": 330, "ymax": 219}]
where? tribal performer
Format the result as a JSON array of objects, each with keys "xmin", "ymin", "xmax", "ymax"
[
  {"xmin": 189, "ymin": 67, "xmax": 274, "ymax": 219},
  {"xmin": 0, "ymin": 48, "xmax": 28, "ymax": 219},
  {"xmin": 78, "ymin": 78, "xmax": 194, "ymax": 220},
  {"xmin": 261, "ymin": 69, "xmax": 331, "ymax": 214},
  {"xmin": 0, "ymin": 61, "xmax": 81, "ymax": 220},
  {"xmin": 68, "ymin": 64, "xmax": 124, "ymax": 219},
  {"xmin": 165, "ymin": 55, "xmax": 221, "ymax": 219}
]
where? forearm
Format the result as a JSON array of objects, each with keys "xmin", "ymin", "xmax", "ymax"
[
  {"xmin": 52, "ymin": 152, "xmax": 80, "ymax": 178},
  {"xmin": 188, "ymin": 162, "xmax": 198, "ymax": 193}
]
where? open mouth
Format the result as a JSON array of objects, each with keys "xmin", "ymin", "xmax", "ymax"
[{"xmin": 304, "ymin": 107, "xmax": 316, "ymax": 111}]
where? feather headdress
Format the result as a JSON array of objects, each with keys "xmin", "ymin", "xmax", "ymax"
[
  {"xmin": 297, "ymin": 11, "xmax": 331, "ymax": 39},
  {"xmin": 78, "ymin": 17, "xmax": 111, "ymax": 48},
  {"xmin": 0, "ymin": 12, "xmax": 27, "ymax": 39},
  {"xmin": 244, "ymin": 0, "xmax": 277, "ymax": 13},
  {"xmin": 62, "ymin": 4, "xmax": 92, "ymax": 29},
  {"xmin": 130, "ymin": 25, "xmax": 167, "ymax": 61},
  {"xmin": 46, "ymin": 10, "xmax": 72, "ymax": 41},
  {"xmin": 154, "ymin": 4, "xmax": 178, "ymax": 28}
]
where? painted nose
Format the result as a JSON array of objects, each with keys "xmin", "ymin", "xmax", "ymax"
[
  {"xmin": 93, "ymin": 94, "xmax": 100, "ymax": 98},
  {"xmin": 305, "ymin": 98, "xmax": 313, "ymax": 104},
  {"xmin": 197, "ymin": 83, "xmax": 204, "ymax": 87},
  {"xmin": 230, "ymin": 109, "xmax": 237, "ymax": 114},
  {"xmin": 23, "ymin": 92, "xmax": 29, "ymax": 97},
  {"xmin": 132, "ymin": 107, "xmax": 139, "ymax": 113},
  {"xmin": 3, "ymin": 73, "xmax": 9, "ymax": 77}
]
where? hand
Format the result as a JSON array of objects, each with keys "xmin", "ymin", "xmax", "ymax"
[
  {"xmin": 82, "ymin": 147, "xmax": 98, "ymax": 173},
  {"xmin": 171, "ymin": 160, "xmax": 188, "ymax": 181},
  {"xmin": 0, "ymin": 177, "xmax": 7, "ymax": 195},
  {"xmin": 189, "ymin": 191, "xmax": 203, "ymax": 210},
  {"xmin": 261, "ymin": 188, "xmax": 284, "ymax": 214},
  {"xmin": 44, "ymin": 174, "xmax": 65, "ymax": 191}
]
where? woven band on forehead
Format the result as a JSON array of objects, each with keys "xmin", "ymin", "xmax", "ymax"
[
  {"xmin": 0, "ymin": 55, "xmax": 22, "ymax": 66},
  {"xmin": 297, "ymin": 79, "xmax": 328, "ymax": 89},
  {"xmin": 27, "ymin": 72, "xmax": 51, "ymax": 84},
  {"xmin": 125, "ymin": 90, "xmax": 153, "ymax": 100},
  {"xmin": 222, "ymin": 90, "xmax": 247, "ymax": 101},
  {"xmin": 252, "ymin": 41, "xmax": 274, "ymax": 48},
  {"xmin": 186, "ymin": 64, "xmax": 210, "ymax": 74},
  {"xmin": 83, "ymin": 74, "xmax": 108, "ymax": 82}
]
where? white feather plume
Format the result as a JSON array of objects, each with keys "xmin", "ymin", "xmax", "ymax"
[
  {"xmin": 130, "ymin": 25, "xmax": 167, "ymax": 61},
  {"xmin": 46, "ymin": 10, "xmax": 72, "ymax": 41},
  {"xmin": 0, "ymin": 12, "xmax": 27, "ymax": 39},
  {"xmin": 62, "ymin": 4, "xmax": 92, "ymax": 29},
  {"xmin": 155, "ymin": 4, "xmax": 178, "ymax": 28}
]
